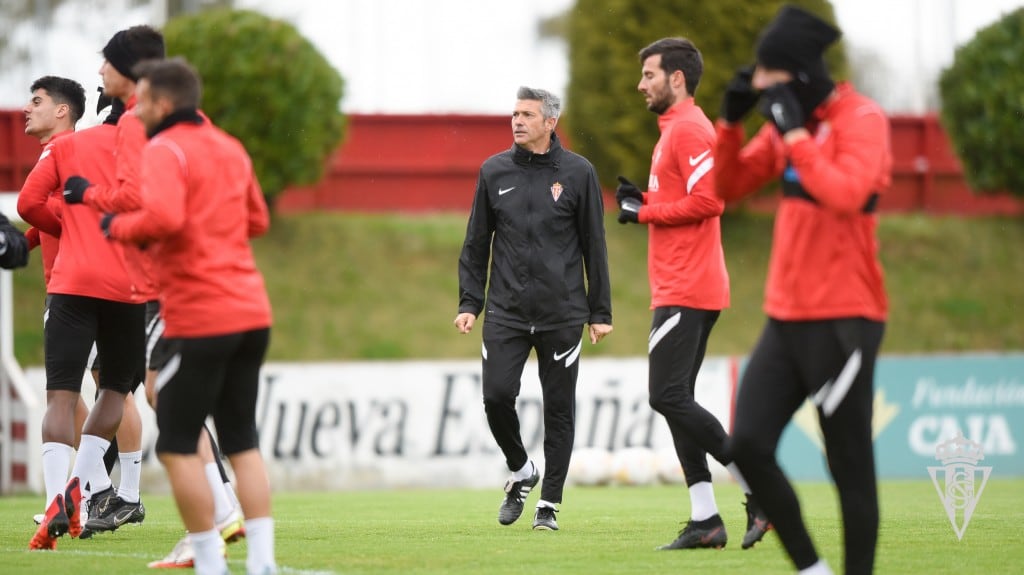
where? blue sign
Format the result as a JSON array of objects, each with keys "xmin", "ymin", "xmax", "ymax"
[{"xmin": 740, "ymin": 354, "xmax": 1024, "ymax": 479}]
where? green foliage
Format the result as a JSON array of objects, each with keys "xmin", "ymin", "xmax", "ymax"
[
  {"xmin": 938, "ymin": 8, "xmax": 1024, "ymax": 197},
  {"xmin": 563, "ymin": 0, "xmax": 847, "ymax": 187},
  {"xmin": 163, "ymin": 8, "xmax": 346, "ymax": 198}
]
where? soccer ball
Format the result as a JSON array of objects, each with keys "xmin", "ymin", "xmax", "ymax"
[
  {"xmin": 568, "ymin": 447, "xmax": 613, "ymax": 486},
  {"xmin": 610, "ymin": 447, "xmax": 658, "ymax": 486},
  {"xmin": 655, "ymin": 447, "xmax": 686, "ymax": 485}
]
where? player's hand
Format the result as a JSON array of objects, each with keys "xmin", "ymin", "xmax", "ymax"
[
  {"xmin": 589, "ymin": 323, "xmax": 613, "ymax": 344},
  {"xmin": 453, "ymin": 312, "xmax": 476, "ymax": 334},
  {"xmin": 759, "ymin": 83, "xmax": 805, "ymax": 135},
  {"xmin": 100, "ymin": 213, "xmax": 115, "ymax": 238},
  {"xmin": 720, "ymin": 64, "xmax": 760, "ymax": 123},
  {"xmin": 617, "ymin": 197, "xmax": 641, "ymax": 224},
  {"xmin": 615, "ymin": 176, "xmax": 644, "ymax": 205},
  {"xmin": 63, "ymin": 175, "xmax": 92, "ymax": 204}
]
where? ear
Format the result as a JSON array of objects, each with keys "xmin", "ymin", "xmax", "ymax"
[{"xmin": 55, "ymin": 103, "xmax": 69, "ymax": 119}]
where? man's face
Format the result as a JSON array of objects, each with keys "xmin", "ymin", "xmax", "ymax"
[
  {"xmin": 22, "ymin": 88, "xmax": 65, "ymax": 141},
  {"xmin": 100, "ymin": 59, "xmax": 134, "ymax": 101},
  {"xmin": 752, "ymin": 66, "xmax": 792, "ymax": 90},
  {"xmin": 133, "ymin": 79, "xmax": 166, "ymax": 134},
  {"xmin": 638, "ymin": 54, "xmax": 676, "ymax": 115},
  {"xmin": 512, "ymin": 99, "xmax": 555, "ymax": 153}
]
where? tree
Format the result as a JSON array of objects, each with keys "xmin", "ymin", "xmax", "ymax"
[
  {"xmin": 163, "ymin": 8, "xmax": 345, "ymax": 201},
  {"xmin": 563, "ymin": 0, "xmax": 846, "ymax": 187},
  {"xmin": 938, "ymin": 8, "xmax": 1024, "ymax": 197}
]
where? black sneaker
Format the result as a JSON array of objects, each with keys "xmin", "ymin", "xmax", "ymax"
[
  {"xmin": 657, "ymin": 514, "xmax": 727, "ymax": 550},
  {"xmin": 84, "ymin": 487, "xmax": 146, "ymax": 533},
  {"xmin": 532, "ymin": 506, "xmax": 559, "ymax": 531},
  {"xmin": 742, "ymin": 493, "xmax": 771, "ymax": 549},
  {"xmin": 497, "ymin": 466, "xmax": 540, "ymax": 525}
]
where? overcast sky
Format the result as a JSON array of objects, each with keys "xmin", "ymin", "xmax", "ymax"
[{"xmin": 0, "ymin": 0, "xmax": 1021, "ymax": 116}]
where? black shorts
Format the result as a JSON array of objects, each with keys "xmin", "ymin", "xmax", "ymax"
[
  {"xmin": 144, "ymin": 301, "xmax": 171, "ymax": 372},
  {"xmin": 44, "ymin": 294, "xmax": 146, "ymax": 394},
  {"xmin": 154, "ymin": 327, "xmax": 270, "ymax": 456}
]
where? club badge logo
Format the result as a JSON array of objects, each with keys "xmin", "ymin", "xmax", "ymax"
[
  {"xmin": 928, "ymin": 433, "xmax": 991, "ymax": 540},
  {"xmin": 551, "ymin": 182, "xmax": 563, "ymax": 202}
]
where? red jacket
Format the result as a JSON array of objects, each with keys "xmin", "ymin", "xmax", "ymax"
[
  {"xmin": 637, "ymin": 99, "xmax": 729, "ymax": 311},
  {"xmin": 714, "ymin": 82, "xmax": 890, "ymax": 321},
  {"xmin": 17, "ymin": 130, "xmax": 72, "ymax": 287},
  {"xmin": 108, "ymin": 115, "xmax": 272, "ymax": 338},
  {"xmin": 81, "ymin": 95, "xmax": 158, "ymax": 302},
  {"xmin": 19, "ymin": 123, "xmax": 133, "ymax": 301}
]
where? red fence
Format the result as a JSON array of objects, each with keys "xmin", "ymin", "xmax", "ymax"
[{"xmin": 2, "ymin": 110, "xmax": 1021, "ymax": 215}]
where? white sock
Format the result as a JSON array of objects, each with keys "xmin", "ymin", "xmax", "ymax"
[
  {"xmin": 799, "ymin": 560, "xmax": 834, "ymax": 575},
  {"xmin": 688, "ymin": 481, "xmax": 719, "ymax": 521},
  {"xmin": 225, "ymin": 482, "xmax": 241, "ymax": 511},
  {"xmin": 245, "ymin": 517, "xmax": 276, "ymax": 575},
  {"xmin": 116, "ymin": 450, "xmax": 143, "ymax": 503},
  {"xmin": 41, "ymin": 442, "xmax": 74, "ymax": 509},
  {"xmin": 71, "ymin": 434, "xmax": 112, "ymax": 498},
  {"xmin": 727, "ymin": 463, "xmax": 752, "ymax": 494},
  {"xmin": 512, "ymin": 460, "xmax": 535, "ymax": 481},
  {"xmin": 190, "ymin": 529, "xmax": 227, "ymax": 575},
  {"xmin": 205, "ymin": 463, "xmax": 234, "ymax": 523},
  {"xmin": 536, "ymin": 499, "xmax": 557, "ymax": 510}
]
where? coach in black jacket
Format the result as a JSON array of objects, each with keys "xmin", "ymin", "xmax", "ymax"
[
  {"xmin": 0, "ymin": 212, "xmax": 29, "ymax": 269},
  {"xmin": 455, "ymin": 86, "xmax": 612, "ymax": 532}
]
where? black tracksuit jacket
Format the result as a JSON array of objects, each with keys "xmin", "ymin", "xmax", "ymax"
[{"xmin": 458, "ymin": 133, "xmax": 612, "ymax": 333}]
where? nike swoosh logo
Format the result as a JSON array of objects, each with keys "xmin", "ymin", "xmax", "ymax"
[
  {"xmin": 498, "ymin": 186, "xmax": 516, "ymax": 195},
  {"xmin": 113, "ymin": 507, "xmax": 136, "ymax": 525},
  {"xmin": 688, "ymin": 150, "xmax": 710, "ymax": 166},
  {"xmin": 553, "ymin": 347, "xmax": 575, "ymax": 361},
  {"xmin": 700, "ymin": 526, "xmax": 723, "ymax": 545}
]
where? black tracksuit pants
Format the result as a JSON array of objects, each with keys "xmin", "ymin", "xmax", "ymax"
[
  {"xmin": 481, "ymin": 321, "xmax": 583, "ymax": 504},
  {"xmin": 728, "ymin": 317, "xmax": 884, "ymax": 575},
  {"xmin": 647, "ymin": 306, "xmax": 728, "ymax": 486}
]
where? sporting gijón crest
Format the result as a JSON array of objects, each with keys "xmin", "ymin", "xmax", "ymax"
[{"xmin": 551, "ymin": 182, "xmax": 563, "ymax": 202}]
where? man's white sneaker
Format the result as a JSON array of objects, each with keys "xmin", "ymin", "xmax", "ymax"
[{"xmin": 148, "ymin": 534, "xmax": 226, "ymax": 569}]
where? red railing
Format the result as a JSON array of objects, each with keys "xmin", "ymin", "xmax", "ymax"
[{"xmin": 2, "ymin": 111, "xmax": 1021, "ymax": 215}]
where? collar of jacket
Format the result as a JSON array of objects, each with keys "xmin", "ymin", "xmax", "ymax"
[
  {"xmin": 657, "ymin": 98, "xmax": 697, "ymax": 131},
  {"xmin": 511, "ymin": 131, "xmax": 562, "ymax": 167},
  {"xmin": 148, "ymin": 108, "xmax": 205, "ymax": 139}
]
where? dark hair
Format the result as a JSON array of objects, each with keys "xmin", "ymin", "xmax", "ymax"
[
  {"xmin": 133, "ymin": 57, "xmax": 202, "ymax": 110},
  {"xmin": 639, "ymin": 37, "xmax": 703, "ymax": 97},
  {"xmin": 30, "ymin": 76, "xmax": 87, "ymax": 124}
]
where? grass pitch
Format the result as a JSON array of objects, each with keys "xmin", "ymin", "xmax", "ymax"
[{"xmin": 2, "ymin": 479, "xmax": 1021, "ymax": 574}]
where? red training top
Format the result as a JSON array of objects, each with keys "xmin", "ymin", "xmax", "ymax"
[
  {"xmin": 714, "ymin": 82, "xmax": 890, "ymax": 321},
  {"xmin": 108, "ymin": 116, "xmax": 272, "ymax": 338},
  {"xmin": 17, "ymin": 129, "xmax": 72, "ymax": 286},
  {"xmin": 637, "ymin": 98, "xmax": 730, "ymax": 311},
  {"xmin": 19, "ymin": 122, "xmax": 133, "ymax": 301},
  {"xmin": 81, "ymin": 95, "xmax": 158, "ymax": 303}
]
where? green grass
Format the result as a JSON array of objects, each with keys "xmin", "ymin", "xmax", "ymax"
[
  {"xmin": 2, "ymin": 479, "xmax": 1021, "ymax": 574},
  {"xmin": 12, "ymin": 212, "xmax": 1024, "ymax": 364}
]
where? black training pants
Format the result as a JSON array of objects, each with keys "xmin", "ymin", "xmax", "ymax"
[
  {"xmin": 729, "ymin": 318, "xmax": 884, "ymax": 575},
  {"xmin": 647, "ymin": 306, "xmax": 728, "ymax": 486},
  {"xmin": 481, "ymin": 321, "xmax": 582, "ymax": 504}
]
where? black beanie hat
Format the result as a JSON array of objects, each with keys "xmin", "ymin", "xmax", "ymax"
[
  {"xmin": 756, "ymin": 5, "xmax": 840, "ymax": 77},
  {"xmin": 102, "ymin": 26, "xmax": 165, "ymax": 81}
]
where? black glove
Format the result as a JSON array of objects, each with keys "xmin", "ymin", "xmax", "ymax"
[
  {"xmin": 759, "ymin": 83, "xmax": 805, "ymax": 135},
  {"xmin": 615, "ymin": 176, "xmax": 644, "ymax": 205},
  {"xmin": 63, "ymin": 175, "xmax": 92, "ymax": 204},
  {"xmin": 100, "ymin": 213, "xmax": 115, "ymax": 238},
  {"xmin": 720, "ymin": 65, "xmax": 759, "ymax": 123},
  {"xmin": 617, "ymin": 197, "xmax": 641, "ymax": 224}
]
